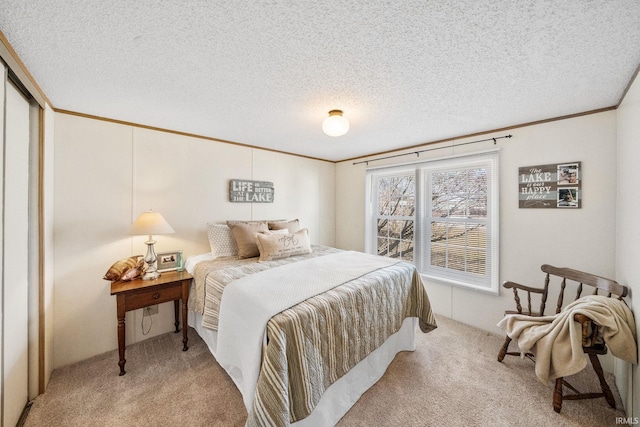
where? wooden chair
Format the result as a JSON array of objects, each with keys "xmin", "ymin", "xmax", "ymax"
[{"xmin": 497, "ymin": 264, "xmax": 629, "ymax": 413}]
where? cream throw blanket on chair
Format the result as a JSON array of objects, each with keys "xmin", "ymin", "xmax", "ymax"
[{"xmin": 498, "ymin": 295, "xmax": 637, "ymax": 384}]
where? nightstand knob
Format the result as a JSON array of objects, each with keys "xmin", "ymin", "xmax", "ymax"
[{"xmin": 153, "ymin": 293, "xmax": 160, "ymax": 299}]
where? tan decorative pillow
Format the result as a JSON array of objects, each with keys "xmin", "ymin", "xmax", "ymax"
[
  {"xmin": 255, "ymin": 228, "xmax": 312, "ymax": 262},
  {"xmin": 103, "ymin": 255, "xmax": 144, "ymax": 281},
  {"xmin": 254, "ymin": 229, "xmax": 289, "ymax": 238},
  {"xmin": 227, "ymin": 221, "xmax": 268, "ymax": 258},
  {"xmin": 268, "ymin": 219, "xmax": 300, "ymax": 233},
  {"xmin": 206, "ymin": 223, "xmax": 238, "ymax": 258}
]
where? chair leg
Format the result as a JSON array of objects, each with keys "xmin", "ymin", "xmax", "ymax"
[
  {"xmin": 552, "ymin": 354, "xmax": 615, "ymax": 413},
  {"xmin": 589, "ymin": 353, "xmax": 616, "ymax": 409},
  {"xmin": 553, "ymin": 377, "xmax": 565, "ymax": 413},
  {"xmin": 497, "ymin": 336, "xmax": 512, "ymax": 362}
]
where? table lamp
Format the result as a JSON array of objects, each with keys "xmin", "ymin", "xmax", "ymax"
[{"xmin": 130, "ymin": 210, "xmax": 175, "ymax": 280}]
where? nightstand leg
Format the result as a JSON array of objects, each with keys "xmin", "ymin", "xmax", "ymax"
[
  {"xmin": 116, "ymin": 295, "xmax": 126, "ymax": 376},
  {"xmin": 173, "ymin": 300, "xmax": 180, "ymax": 333},
  {"xmin": 182, "ymin": 282, "xmax": 189, "ymax": 351}
]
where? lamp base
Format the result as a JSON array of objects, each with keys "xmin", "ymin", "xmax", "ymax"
[
  {"xmin": 142, "ymin": 269, "xmax": 160, "ymax": 281},
  {"xmin": 142, "ymin": 238, "xmax": 161, "ymax": 280}
]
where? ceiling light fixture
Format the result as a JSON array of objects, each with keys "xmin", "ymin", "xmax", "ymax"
[{"xmin": 322, "ymin": 110, "xmax": 349, "ymax": 137}]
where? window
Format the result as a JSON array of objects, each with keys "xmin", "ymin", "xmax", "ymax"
[
  {"xmin": 366, "ymin": 151, "xmax": 499, "ymax": 294},
  {"xmin": 371, "ymin": 172, "xmax": 416, "ymax": 261}
]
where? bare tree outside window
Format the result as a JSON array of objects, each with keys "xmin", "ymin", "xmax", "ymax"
[{"xmin": 376, "ymin": 175, "xmax": 415, "ymax": 261}]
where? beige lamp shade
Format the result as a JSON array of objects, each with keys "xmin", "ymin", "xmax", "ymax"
[
  {"xmin": 130, "ymin": 211, "xmax": 175, "ymax": 236},
  {"xmin": 130, "ymin": 211, "xmax": 175, "ymax": 280}
]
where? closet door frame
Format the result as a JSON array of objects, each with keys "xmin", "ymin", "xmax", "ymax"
[
  {"xmin": 2, "ymin": 70, "xmax": 31, "ymax": 427},
  {"xmin": 0, "ymin": 58, "xmax": 44, "ymax": 426},
  {"xmin": 0, "ymin": 58, "xmax": 5, "ymax": 427}
]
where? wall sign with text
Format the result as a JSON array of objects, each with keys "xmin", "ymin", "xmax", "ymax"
[
  {"xmin": 229, "ymin": 179, "xmax": 274, "ymax": 203},
  {"xmin": 518, "ymin": 162, "xmax": 581, "ymax": 209}
]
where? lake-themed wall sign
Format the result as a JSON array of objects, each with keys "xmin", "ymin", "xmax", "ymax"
[
  {"xmin": 518, "ymin": 162, "xmax": 581, "ymax": 209},
  {"xmin": 229, "ymin": 179, "xmax": 275, "ymax": 203}
]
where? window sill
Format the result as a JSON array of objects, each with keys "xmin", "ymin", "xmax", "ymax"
[{"xmin": 420, "ymin": 272, "xmax": 499, "ymax": 295}]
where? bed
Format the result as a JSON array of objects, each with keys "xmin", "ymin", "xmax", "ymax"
[{"xmin": 186, "ymin": 221, "xmax": 437, "ymax": 426}]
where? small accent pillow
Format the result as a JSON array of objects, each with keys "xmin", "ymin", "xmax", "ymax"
[
  {"xmin": 255, "ymin": 228, "xmax": 312, "ymax": 262},
  {"xmin": 268, "ymin": 219, "xmax": 300, "ymax": 233},
  {"xmin": 103, "ymin": 255, "xmax": 144, "ymax": 281},
  {"xmin": 227, "ymin": 221, "xmax": 269, "ymax": 258},
  {"xmin": 206, "ymin": 223, "xmax": 238, "ymax": 258},
  {"xmin": 255, "ymin": 229, "xmax": 289, "ymax": 237}
]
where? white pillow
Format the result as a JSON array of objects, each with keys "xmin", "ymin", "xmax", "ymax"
[
  {"xmin": 255, "ymin": 228, "xmax": 312, "ymax": 262},
  {"xmin": 206, "ymin": 223, "xmax": 238, "ymax": 258}
]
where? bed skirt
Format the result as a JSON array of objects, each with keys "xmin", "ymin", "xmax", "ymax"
[{"xmin": 188, "ymin": 311, "xmax": 417, "ymax": 426}]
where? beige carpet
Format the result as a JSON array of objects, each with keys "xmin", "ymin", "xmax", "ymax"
[{"xmin": 24, "ymin": 316, "xmax": 625, "ymax": 427}]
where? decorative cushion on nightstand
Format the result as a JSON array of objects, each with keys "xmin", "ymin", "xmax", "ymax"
[{"xmin": 103, "ymin": 255, "xmax": 144, "ymax": 281}]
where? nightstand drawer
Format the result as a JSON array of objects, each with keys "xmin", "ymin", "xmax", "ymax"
[{"xmin": 123, "ymin": 284, "xmax": 183, "ymax": 311}]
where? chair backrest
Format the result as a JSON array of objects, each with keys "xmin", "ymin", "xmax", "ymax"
[{"xmin": 540, "ymin": 264, "xmax": 628, "ymax": 315}]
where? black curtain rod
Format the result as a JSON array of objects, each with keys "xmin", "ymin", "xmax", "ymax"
[{"xmin": 352, "ymin": 134, "xmax": 513, "ymax": 166}]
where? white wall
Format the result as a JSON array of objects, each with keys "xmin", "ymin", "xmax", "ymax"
[
  {"xmin": 616, "ymin": 70, "xmax": 640, "ymax": 418},
  {"xmin": 337, "ymin": 111, "xmax": 618, "ymax": 339},
  {"xmin": 52, "ymin": 113, "xmax": 335, "ymax": 368}
]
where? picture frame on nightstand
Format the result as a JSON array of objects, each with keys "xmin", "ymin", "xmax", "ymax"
[{"xmin": 156, "ymin": 250, "xmax": 182, "ymax": 272}]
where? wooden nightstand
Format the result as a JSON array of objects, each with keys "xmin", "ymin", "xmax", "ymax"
[{"xmin": 110, "ymin": 270, "xmax": 192, "ymax": 376}]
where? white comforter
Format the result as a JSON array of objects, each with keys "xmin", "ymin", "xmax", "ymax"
[{"xmin": 216, "ymin": 251, "xmax": 399, "ymax": 410}]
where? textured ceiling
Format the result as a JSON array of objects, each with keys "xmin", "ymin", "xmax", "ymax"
[{"xmin": 1, "ymin": 1, "xmax": 639, "ymax": 161}]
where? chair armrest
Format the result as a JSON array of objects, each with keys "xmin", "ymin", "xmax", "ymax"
[
  {"xmin": 502, "ymin": 281, "xmax": 548, "ymax": 316},
  {"xmin": 502, "ymin": 280, "xmax": 546, "ymax": 294}
]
